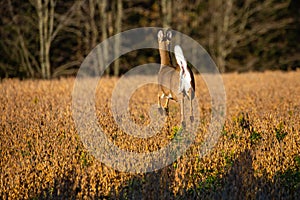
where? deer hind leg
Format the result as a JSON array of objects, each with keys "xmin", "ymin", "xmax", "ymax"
[
  {"xmin": 181, "ymin": 93, "xmax": 185, "ymax": 127},
  {"xmin": 190, "ymin": 90, "xmax": 195, "ymax": 122},
  {"xmin": 190, "ymin": 96, "xmax": 194, "ymax": 122}
]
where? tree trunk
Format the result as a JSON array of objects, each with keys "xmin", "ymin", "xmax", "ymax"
[
  {"xmin": 89, "ymin": 0, "xmax": 100, "ymax": 76},
  {"xmin": 35, "ymin": 0, "xmax": 53, "ymax": 79},
  {"xmin": 98, "ymin": 0, "xmax": 109, "ymax": 75},
  {"xmin": 207, "ymin": 0, "xmax": 292, "ymax": 73},
  {"xmin": 31, "ymin": 0, "xmax": 82, "ymax": 78},
  {"xmin": 161, "ymin": 0, "xmax": 172, "ymax": 28},
  {"xmin": 113, "ymin": 0, "xmax": 122, "ymax": 76}
]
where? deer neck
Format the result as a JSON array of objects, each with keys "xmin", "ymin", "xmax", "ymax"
[{"xmin": 159, "ymin": 42, "xmax": 172, "ymax": 67}]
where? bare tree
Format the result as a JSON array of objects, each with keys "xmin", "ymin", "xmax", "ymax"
[
  {"xmin": 1, "ymin": 0, "xmax": 298, "ymax": 78},
  {"xmin": 81, "ymin": 0, "xmax": 100, "ymax": 76},
  {"xmin": 5, "ymin": 0, "xmax": 39, "ymax": 77},
  {"xmin": 206, "ymin": 0, "xmax": 293, "ymax": 72},
  {"xmin": 161, "ymin": 0, "xmax": 172, "ymax": 28},
  {"xmin": 68, "ymin": 0, "xmax": 112, "ymax": 76},
  {"xmin": 28, "ymin": 0, "xmax": 82, "ymax": 78},
  {"xmin": 98, "ymin": 0, "xmax": 109, "ymax": 75},
  {"xmin": 113, "ymin": 0, "xmax": 122, "ymax": 76}
]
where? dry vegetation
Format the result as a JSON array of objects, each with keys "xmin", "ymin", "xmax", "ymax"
[{"xmin": 1, "ymin": 70, "xmax": 300, "ymax": 199}]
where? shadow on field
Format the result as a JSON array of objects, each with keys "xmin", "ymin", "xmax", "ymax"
[
  {"xmin": 114, "ymin": 167, "xmax": 176, "ymax": 200},
  {"xmin": 111, "ymin": 149, "xmax": 300, "ymax": 200},
  {"xmin": 36, "ymin": 149, "xmax": 300, "ymax": 199},
  {"xmin": 217, "ymin": 149, "xmax": 300, "ymax": 200}
]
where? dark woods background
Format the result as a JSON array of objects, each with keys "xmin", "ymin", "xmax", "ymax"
[{"xmin": 0, "ymin": 0, "xmax": 299, "ymax": 79}]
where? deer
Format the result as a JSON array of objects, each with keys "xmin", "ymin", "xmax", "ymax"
[{"xmin": 157, "ymin": 29, "xmax": 195, "ymax": 125}]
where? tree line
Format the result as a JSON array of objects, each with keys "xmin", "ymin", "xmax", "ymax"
[{"xmin": 0, "ymin": 0, "xmax": 299, "ymax": 78}]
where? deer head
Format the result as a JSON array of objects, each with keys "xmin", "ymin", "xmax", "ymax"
[{"xmin": 157, "ymin": 29, "xmax": 172, "ymax": 66}]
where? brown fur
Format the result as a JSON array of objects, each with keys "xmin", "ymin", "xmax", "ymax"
[
  {"xmin": 157, "ymin": 30, "xmax": 196, "ymax": 124},
  {"xmin": 157, "ymin": 30, "xmax": 180, "ymax": 109}
]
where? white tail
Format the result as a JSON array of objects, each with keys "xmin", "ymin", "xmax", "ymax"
[
  {"xmin": 174, "ymin": 45, "xmax": 195, "ymax": 124},
  {"xmin": 174, "ymin": 45, "xmax": 192, "ymax": 98},
  {"xmin": 174, "ymin": 45, "xmax": 185, "ymax": 64}
]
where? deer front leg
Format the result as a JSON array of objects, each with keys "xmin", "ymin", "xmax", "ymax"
[
  {"xmin": 158, "ymin": 93, "xmax": 165, "ymax": 115},
  {"xmin": 163, "ymin": 98, "xmax": 170, "ymax": 113},
  {"xmin": 158, "ymin": 93, "xmax": 164, "ymax": 115},
  {"xmin": 158, "ymin": 93, "xmax": 162, "ymax": 108}
]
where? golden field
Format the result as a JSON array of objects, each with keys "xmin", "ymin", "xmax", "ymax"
[{"xmin": 1, "ymin": 70, "xmax": 300, "ymax": 199}]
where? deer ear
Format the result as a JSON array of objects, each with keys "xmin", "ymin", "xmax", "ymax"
[
  {"xmin": 166, "ymin": 30, "xmax": 172, "ymax": 40},
  {"xmin": 157, "ymin": 30, "xmax": 164, "ymax": 42}
]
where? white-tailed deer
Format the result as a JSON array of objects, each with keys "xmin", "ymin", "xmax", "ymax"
[
  {"xmin": 157, "ymin": 29, "xmax": 195, "ymax": 124},
  {"xmin": 157, "ymin": 29, "xmax": 179, "ymax": 111}
]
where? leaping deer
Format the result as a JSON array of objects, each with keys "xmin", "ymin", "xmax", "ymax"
[
  {"xmin": 157, "ymin": 29, "xmax": 195, "ymax": 124},
  {"xmin": 157, "ymin": 29, "xmax": 179, "ymax": 112}
]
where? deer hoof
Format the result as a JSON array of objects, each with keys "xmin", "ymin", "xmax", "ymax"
[
  {"xmin": 190, "ymin": 116, "xmax": 194, "ymax": 122},
  {"xmin": 163, "ymin": 107, "xmax": 169, "ymax": 115},
  {"xmin": 181, "ymin": 121, "xmax": 186, "ymax": 128},
  {"xmin": 158, "ymin": 107, "xmax": 164, "ymax": 115},
  {"xmin": 158, "ymin": 107, "xmax": 168, "ymax": 115}
]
